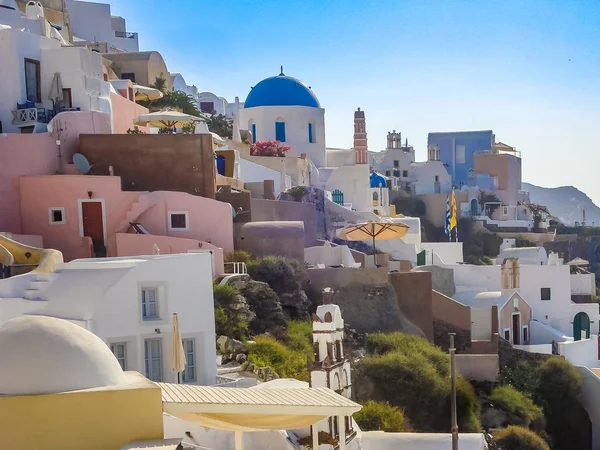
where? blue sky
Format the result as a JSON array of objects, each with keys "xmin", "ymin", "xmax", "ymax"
[{"xmin": 109, "ymin": 0, "xmax": 600, "ymax": 203}]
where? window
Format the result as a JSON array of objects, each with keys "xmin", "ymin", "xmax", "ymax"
[
  {"xmin": 308, "ymin": 123, "xmax": 314, "ymax": 143},
  {"xmin": 393, "ymin": 160, "xmax": 399, "ymax": 168},
  {"xmin": 522, "ymin": 326, "xmax": 529, "ymax": 343},
  {"xmin": 503, "ymin": 207, "xmax": 509, "ymax": 215},
  {"xmin": 541, "ymin": 287, "xmax": 551, "ymax": 301},
  {"xmin": 385, "ymin": 170, "xmax": 391, "ymax": 177},
  {"xmin": 144, "ymin": 338, "xmax": 162, "ymax": 381},
  {"xmin": 393, "ymin": 169, "xmax": 400, "ymax": 177},
  {"xmin": 48, "ymin": 207, "xmax": 65, "ymax": 225},
  {"xmin": 275, "ymin": 121, "xmax": 286, "ymax": 142},
  {"xmin": 24, "ymin": 58, "xmax": 41, "ymax": 103},
  {"xmin": 110, "ymin": 342, "xmax": 127, "ymax": 370},
  {"xmin": 435, "ymin": 175, "xmax": 440, "ymax": 182},
  {"xmin": 402, "ymin": 170, "xmax": 408, "ymax": 178},
  {"xmin": 455, "ymin": 145, "xmax": 466, "ymax": 164},
  {"xmin": 251, "ymin": 123, "xmax": 257, "ymax": 143},
  {"xmin": 503, "ymin": 328, "xmax": 511, "ymax": 341},
  {"xmin": 121, "ymin": 72, "xmax": 136, "ymax": 82},
  {"xmin": 182, "ymin": 338, "xmax": 196, "ymax": 382},
  {"xmin": 200, "ymin": 101, "xmax": 214, "ymax": 113},
  {"xmin": 141, "ymin": 287, "xmax": 159, "ymax": 320},
  {"xmin": 168, "ymin": 211, "xmax": 189, "ymax": 231}
]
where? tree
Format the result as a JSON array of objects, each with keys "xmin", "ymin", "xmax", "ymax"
[
  {"xmin": 138, "ymin": 74, "xmax": 201, "ymax": 117},
  {"xmin": 479, "ymin": 190, "xmax": 501, "ymax": 217},
  {"xmin": 207, "ymin": 113, "xmax": 233, "ymax": 139},
  {"xmin": 249, "ymin": 141, "xmax": 291, "ymax": 157},
  {"xmin": 494, "ymin": 426, "xmax": 550, "ymax": 450},
  {"xmin": 523, "ymin": 202, "xmax": 550, "ymax": 232}
]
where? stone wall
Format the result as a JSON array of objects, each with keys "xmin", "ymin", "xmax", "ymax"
[
  {"xmin": 388, "ymin": 271, "xmax": 434, "ymax": 342},
  {"xmin": 80, "ymin": 134, "xmax": 216, "ymax": 199},
  {"xmin": 432, "ymin": 290, "xmax": 470, "ymax": 329},
  {"xmin": 250, "ymin": 198, "xmax": 318, "ymax": 246},
  {"xmin": 235, "ymin": 221, "xmax": 304, "ymax": 261}
]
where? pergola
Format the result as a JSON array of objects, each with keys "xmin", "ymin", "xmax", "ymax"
[{"xmin": 158, "ymin": 383, "xmax": 362, "ymax": 450}]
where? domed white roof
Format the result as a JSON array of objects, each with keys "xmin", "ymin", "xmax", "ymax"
[{"xmin": 0, "ymin": 316, "xmax": 127, "ymax": 396}]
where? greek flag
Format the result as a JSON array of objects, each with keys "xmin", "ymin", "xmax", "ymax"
[{"xmin": 445, "ymin": 194, "xmax": 451, "ymax": 235}]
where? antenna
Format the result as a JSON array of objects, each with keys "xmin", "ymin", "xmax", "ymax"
[{"xmin": 73, "ymin": 153, "xmax": 92, "ymax": 174}]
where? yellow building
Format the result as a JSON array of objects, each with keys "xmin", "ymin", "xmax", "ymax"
[{"xmin": 0, "ymin": 316, "xmax": 164, "ymax": 450}]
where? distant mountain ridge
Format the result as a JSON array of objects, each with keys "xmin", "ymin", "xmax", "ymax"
[{"xmin": 523, "ymin": 182, "xmax": 600, "ymax": 226}]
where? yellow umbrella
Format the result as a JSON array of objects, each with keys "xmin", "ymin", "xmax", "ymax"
[
  {"xmin": 171, "ymin": 313, "xmax": 186, "ymax": 383},
  {"xmin": 132, "ymin": 84, "xmax": 163, "ymax": 101},
  {"xmin": 134, "ymin": 109, "xmax": 204, "ymax": 129},
  {"xmin": 336, "ymin": 221, "xmax": 409, "ymax": 265}
]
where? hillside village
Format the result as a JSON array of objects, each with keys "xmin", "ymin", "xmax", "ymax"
[{"xmin": 1, "ymin": 2, "xmax": 599, "ymax": 450}]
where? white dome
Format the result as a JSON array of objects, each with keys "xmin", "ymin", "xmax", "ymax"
[{"xmin": 0, "ymin": 316, "xmax": 127, "ymax": 396}]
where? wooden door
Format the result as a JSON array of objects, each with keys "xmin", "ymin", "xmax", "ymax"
[
  {"xmin": 82, "ymin": 201, "xmax": 104, "ymax": 245},
  {"xmin": 512, "ymin": 314, "xmax": 520, "ymax": 345}
]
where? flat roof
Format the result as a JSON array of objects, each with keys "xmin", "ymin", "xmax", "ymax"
[{"xmin": 159, "ymin": 383, "xmax": 360, "ymax": 416}]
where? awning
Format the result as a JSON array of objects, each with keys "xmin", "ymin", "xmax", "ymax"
[{"xmin": 158, "ymin": 383, "xmax": 361, "ymax": 432}]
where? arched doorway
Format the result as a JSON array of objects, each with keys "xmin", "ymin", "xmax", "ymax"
[
  {"xmin": 573, "ymin": 312, "xmax": 591, "ymax": 341},
  {"xmin": 471, "ymin": 198, "xmax": 479, "ymax": 216}
]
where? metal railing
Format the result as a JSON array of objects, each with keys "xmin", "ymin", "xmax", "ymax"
[{"xmin": 114, "ymin": 31, "xmax": 137, "ymax": 39}]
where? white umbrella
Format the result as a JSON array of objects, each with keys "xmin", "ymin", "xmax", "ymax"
[
  {"xmin": 49, "ymin": 72, "xmax": 63, "ymax": 104},
  {"xmin": 134, "ymin": 109, "xmax": 204, "ymax": 129},
  {"xmin": 132, "ymin": 84, "xmax": 163, "ymax": 101},
  {"xmin": 171, "ymin": 313, "xmax": 186, "ymax": 383}
]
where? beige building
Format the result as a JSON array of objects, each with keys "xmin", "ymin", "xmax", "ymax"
[{"xmin": 103, "ymin": 51, "xmax": 171, "ymax": 90}]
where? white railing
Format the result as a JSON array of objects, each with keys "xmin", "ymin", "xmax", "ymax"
[
  {"xmin": 224, "ymin": 262, "xmax": 247, "ymax": 275},
  {"xmin": 12, "ymin": 107, "xmax": 38, "ymax": 125}
]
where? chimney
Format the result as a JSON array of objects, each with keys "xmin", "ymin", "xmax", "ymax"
[
  {"xmin": 322, "ymin": 287, "xmax": 334, "ymax": 304},
  {"xmin": 353, "ymin": 108, "xmax": 368, "ymax": 164}
]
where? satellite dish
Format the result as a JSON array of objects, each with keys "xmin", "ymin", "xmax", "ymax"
[{"xmin": 73, "ymin": 153, "xmax": 92, "ymax": 174}]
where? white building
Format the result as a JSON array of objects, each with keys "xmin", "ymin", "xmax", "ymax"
[
  {"xmin": 449, "ymin": 247, "xmax": 599, "ymax": 341},
  {"xmin": 370, "ymin": 131, "xmax": 415, "ymax": 187},
  {"xmin": 0, "ymin": 253, "xmax": 217, "ymax": 385},
  {"xmin": 65, "ymin": 0, "xmax": 139, "ymax": 53},
  {"xmin": 0, "ymin": 2, "xmax": 111, "ymax": 133},
  {"xmin": 409, "ymin": 161, "xmax": 452, "ymax": 195}
]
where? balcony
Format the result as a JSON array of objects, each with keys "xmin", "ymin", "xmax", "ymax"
[
  {"xmin": 114, "ymin": 31, "xmax": 137, "ymax": 39},
  {"xmin": 11, "ymin": 107, "xmax": 48, "ymax": 127}
]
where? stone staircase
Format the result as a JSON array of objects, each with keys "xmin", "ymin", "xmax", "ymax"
[
  {"xmin": 118, "ymin": 193, "xmax": 155, "ymax": 233},
  {"xmin": 22, "ymin": 271, "xmax": 58, "ymax": 300}
]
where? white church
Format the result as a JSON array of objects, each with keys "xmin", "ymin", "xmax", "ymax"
[{"xmin": 238, "ymin": 69, "xmax": 372, "ymax": 212}]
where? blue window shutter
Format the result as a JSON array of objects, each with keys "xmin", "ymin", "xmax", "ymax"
[
  {"xmin": 308, "ymin": 123, "xmax": 313, "ymax": 143},
  {"xmin": 251, "ymin": 124, "xmax": 256, "ymax": 143},
  {"xmin": 275, "ymin": 122, "xmax": 286, "ymax": 142}
]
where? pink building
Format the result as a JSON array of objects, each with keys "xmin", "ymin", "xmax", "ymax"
[{"xmin": 1, "ymin": 112, "xmax": 233, "ymax": 278}]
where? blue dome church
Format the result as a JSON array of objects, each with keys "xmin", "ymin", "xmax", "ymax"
[{"xmin": 239, "ymin": 68, "xmax": 327, "ymax": 168}]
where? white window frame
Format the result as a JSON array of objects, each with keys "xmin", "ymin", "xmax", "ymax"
[
  {"xmin": 541, "ymin": 287, "xmax": 552, "ymax": 301},
  {"xmin": 182, "ymin": 338, "xmax": 196, "ymax": 383},
  {"xmin": 168, "ymin": 211, "xmax": 189, "ymax": 231},
  {"xmin": 503, "ymin": 328, "xmax": 511, "ymax": 343},
  {"xmin": 141, "ymin": 287, "xmax": 160, "ymax": 320},
  {"xmin": 522, "ymin": 325, "xmax": 529, "ymax": 344},
  {"xmin": 503, "ymin": 206, "xmax": 509, "ymax": 215},
  {"xmin": 48, "ymin": 207, "xmax": 66, "ymax": 225},
  {"xmin": 144, "ymin": 338, "xmax": 163, "ymax": 382},
  {"xmin": 110, "ymin": 342, "xmax": 127, "ymax": 370}
]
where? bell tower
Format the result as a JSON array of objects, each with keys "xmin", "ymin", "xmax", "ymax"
[{"xmin": 353, "ymin": 108, "xmax": 368, "ymax": 164}]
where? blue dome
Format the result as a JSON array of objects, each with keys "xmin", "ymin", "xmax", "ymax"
[
  {"xmin": 245, "ymin": 72, "xmax": 321, "ymax": 108},
  {"xmin": 370, "ymin": 172, "xmax": 387, "ymax": 188}
]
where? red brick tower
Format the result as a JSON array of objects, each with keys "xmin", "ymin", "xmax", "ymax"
[{"xmin": 353, "ymin": 108, "xmax": 368, "ymax": 164}]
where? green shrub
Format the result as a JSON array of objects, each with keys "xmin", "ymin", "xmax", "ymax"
[
  {"xmin": 356, "ymin": 333, "xmax": 480, "ymax": 432},
  {"xmin": 494, "ymin": 425, "xmax": 550, "ymax": 450},
  {"xmin": 247, "ymin": 255, "xmax": 307, "ymax": 295},
  {"xmin": 247, "ymin": 334, "xmax": 311, "ymax": 381},
  {"xmin": 225, "ymin": 250, "xmax": 253, "ymax": 264},
  {"xmin": 500, "ymin": 361, "xmax": 540, "ymax": 397},
  {"xmin": 353, "ymin": 401, "xmax": 410, "ymax": 432},
  {"xmin": 285, "ymin": 320, "xmax": 314, "ymax": 354},
  {"xmin": 535, "ymin": 358, "xmax": 585, "ymax": 450},
  {"xmin": 213, "ymin": 284, "xmax": 248, "ymax": 340},
  {"xmin": 490, "ymin": 385, "xmax": 544, "ymax": 428}
]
